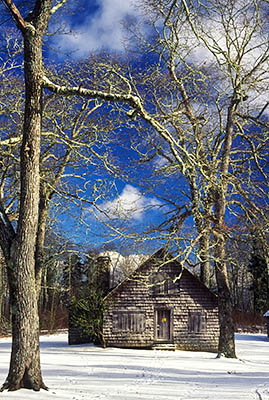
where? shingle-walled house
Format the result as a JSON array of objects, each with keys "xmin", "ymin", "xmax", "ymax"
[{"xmin": 103, "ymin": 249, "xmax": 219, "ymax": 352}]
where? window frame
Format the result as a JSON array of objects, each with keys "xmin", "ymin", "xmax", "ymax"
[
  {"xmin": 188, "ymin": 311, "xmax": 207, "ymax": 333},
  {"xmin": 150, "ymin": 272, "xmax": 180, "ymax": 296},
  {"xmin": 112, "ymin": 311, "xmax": 146, "ymax": 334}
]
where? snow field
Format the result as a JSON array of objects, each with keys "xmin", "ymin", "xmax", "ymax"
[{"xmin": 0, "ymin": 333, "xmax": 268, "ymax": 400}]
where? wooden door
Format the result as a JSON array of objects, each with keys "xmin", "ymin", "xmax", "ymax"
[{"xmin": 156, "ymin": 309, "xmax": 171, "ymax": 340}]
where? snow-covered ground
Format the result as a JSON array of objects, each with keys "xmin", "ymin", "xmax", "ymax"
[{"xmin": 0, "ymin": 333, "xmax": 268, "ymax": 400}]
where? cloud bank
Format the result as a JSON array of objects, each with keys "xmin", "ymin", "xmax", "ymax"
[
  {"xmin": 100, "ymin": 184, "xmax": 161, "ymax": 221},
  {"xmin": 57, "ymin": 0, "xmax": 138, "ymax": 57}
]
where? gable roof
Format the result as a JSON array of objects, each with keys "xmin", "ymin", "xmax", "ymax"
[{"xmin": 105, "ymin": 248, "xmax": 217, "ymax": 301}]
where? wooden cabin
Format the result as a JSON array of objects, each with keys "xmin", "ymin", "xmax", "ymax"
[{"xmin": 103, "ymin": 249, "xmax": 219, "ymax": 352}]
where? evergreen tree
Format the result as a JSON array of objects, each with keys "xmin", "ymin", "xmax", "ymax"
[{"xmin": 248, "ymin": 239, "xmax": 269, "ymax": 315}]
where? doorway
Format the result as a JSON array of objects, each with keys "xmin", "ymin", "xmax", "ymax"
[{"xmin": 155, "ymin": 309, "xmax": 172, "ymax": 341}]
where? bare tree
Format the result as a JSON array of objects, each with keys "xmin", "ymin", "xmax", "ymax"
[
  {"xmin": 0, "ymin": 0, "xmax": 68, "ymax": 391},
  {"xmin": 0, "ymin": 4, "xmax": 129, "ymax": 389},
  {"xmin": 0, "ymin": 0, "xmax": 267, "ymax": 391},
  {"xmin": 43, "ymin": 0, "xmax": 268, "ymax": 358}
]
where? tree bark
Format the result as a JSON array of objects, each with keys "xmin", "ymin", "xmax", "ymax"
[
  {"xmin": 215, "ymin": 234, "xmax": 236, "ymax": 358},
  {"xmin": 0, "ymin": 0, "xmax": 53, "ymax": 391},
  {"xmin": 1, "ymin": 30, "xmax": 45, "ymax": 392},
  {"xmin": 35, "ymin": 190, "xmax": 49, "ymax": 296},
  {"xmin": 199, "ymin": 231, "xmax": 211, "ymax": 287},
  {"xmin": 213, "ymin": 99, "xmax": 238, "ymax": 359}
]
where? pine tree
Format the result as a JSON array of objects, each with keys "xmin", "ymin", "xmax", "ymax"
[{"xmin": 248, "ymin": 240, "xmax": 269, "ymax": 315}]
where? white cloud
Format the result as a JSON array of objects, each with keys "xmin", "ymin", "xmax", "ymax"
[
  {"xmin": 100, "ymin": 184, "xmax": 161, "ymax": 221},
  {"xmin": 154, "ymin": 155, "xmax": 168, "ymax": 169},
  {"xmin": 57, "ymin": 0, "xmax": 139, "ymax": 57},
  {"xmin": 181, "ymin": 16, "xmax": 268, "ymax": 73},
  {"xmin": 177, "ymin": 10, "xmax": 269, "ymax": 117}
]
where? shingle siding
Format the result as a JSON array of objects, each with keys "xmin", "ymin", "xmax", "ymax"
[{"xmin": 103, "ymin": 254, "xmax": 219, "ymax": 352}]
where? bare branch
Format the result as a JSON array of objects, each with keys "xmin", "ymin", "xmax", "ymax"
[
  {"xmin": 42, "ymin": 75, "xmax": 141, "ymax": 108},
  {"xmin": 0, "ymin": 136, "xmax": 21, "ymax": 146},
  {"xmin": 50, "ymin": 0, "xmax": 68, "ymax": 15},
  {"xmin": 1, "ymin": 0, "xmax": 26, "ymax": 33}
]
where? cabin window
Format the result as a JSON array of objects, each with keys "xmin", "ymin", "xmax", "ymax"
[
  {"xmin": 188, "ymin": 312, "xmax": 207, "ymax": 333},
  {"xmin": 113, "ymin": 312, "xmax": 145, "ymax": 333},
  {"xmin": 150, "ymin": 272, "xmax": 179, "ymax": 296}
]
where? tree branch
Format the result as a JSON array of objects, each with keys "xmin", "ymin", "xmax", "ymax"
[
  {"xmin": 42, "ymin": 76, "xmax": 192, "ymax": 177},
  {"xmin": 50, "ymin": 0, "xmax": 68, "ymax": 15},
  {"xmin": 0, "ymin": 136, "xmax": 21, "ymax": 146},
  {"xmin": 42, "ymin": 75, "xmax": 141, "ymax": 109},
  {"xmin": 1, "ymin": 0, "xmax": 26, "ymax": 33}
]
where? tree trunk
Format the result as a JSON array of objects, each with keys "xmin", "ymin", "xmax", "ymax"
[
  {"xmin": 215, "ymin": 235, "xmax": 236, "ymax": 358},
  {"xmin": 4, "ymin": 253, "xmax": 45, "ymax": 391},
  {"xmin": 211, "ymin": 169, "xmax": 236, "ymax": 357},
  {"xmin": 35, "ymin": 191, "xmax": 49, "ymax": 297},
  {"xmin": 1, "ymin": 1, "xmax": 52, "ymax": 388},
  {"xmin": 199, "ymin": 231, "xmax": 211, "ymax": 287},
  {"xmin": 213, "ymin": 184, "xmax": 236, "ymax": 358},
  {"xmin": 212, "ymin": 96, "xmax": 238, "ymax": 358}
]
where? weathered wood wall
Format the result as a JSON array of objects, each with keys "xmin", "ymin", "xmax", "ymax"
[{"xmin": 103, "ymin": 257, "xmax": 219, "ymax": 352}]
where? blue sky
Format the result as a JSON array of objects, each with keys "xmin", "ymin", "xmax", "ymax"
[
  {"xmin": 1, "ymin": 0, "xmax": 267, "ymax": 256},
  {"xmin": 0, "ymin": 0, "xmax": 167, "ymax": 253},
  {"xmin": 47, "ymin": 1, "xmax": 179, "ymax": 251},
  {"xmin": 47, "ymin": 0, "xmax": 268, "ymax": 253}
]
